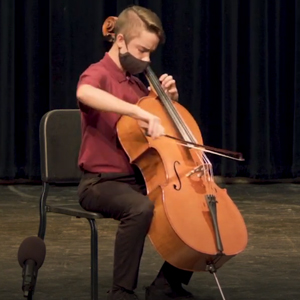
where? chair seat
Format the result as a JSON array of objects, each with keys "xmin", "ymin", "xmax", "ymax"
[{"xmin": 46, "ymin": 203, "xmax": 104, "ymax": 219}]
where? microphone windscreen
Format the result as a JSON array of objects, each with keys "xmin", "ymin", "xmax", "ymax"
[{"xmin": 18, "ymin": 236, "xmax": 46, "ymax": 269}]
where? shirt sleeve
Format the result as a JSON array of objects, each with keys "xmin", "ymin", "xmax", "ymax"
[{"xmin": 76, "ymin": 64, "xmax": 107, "ymax": 113}]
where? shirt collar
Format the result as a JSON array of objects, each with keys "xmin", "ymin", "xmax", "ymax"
[{"xmin": 101, "ymin": 52, "xmax": 134, "ymax": 83}]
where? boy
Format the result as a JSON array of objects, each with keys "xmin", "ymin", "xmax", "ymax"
[{"xmin": 76, "ymin": 5, "xmax": 194, "ymax": 300}]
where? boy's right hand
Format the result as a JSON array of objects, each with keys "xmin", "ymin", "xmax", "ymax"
[{"xmin": 135, "ymin": 107, "xmax": 165, "ymax": 139}]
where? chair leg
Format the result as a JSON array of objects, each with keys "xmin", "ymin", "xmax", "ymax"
[
  {"xmin": 88, "ymin": 218, "xmax": 98, "ymax": 300},
  {"xmin": 38, "ymin": 182, "xmax": 49, "ymax": 240}
]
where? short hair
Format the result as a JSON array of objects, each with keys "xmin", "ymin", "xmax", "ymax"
[{"xmin": 114, "ymin": 6, "xmax": 165, "ymax": 44}]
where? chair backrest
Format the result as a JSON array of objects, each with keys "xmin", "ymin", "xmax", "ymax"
[{"xmin": 39, "ymin": 109, "xmax": 82, "ymax": 183}]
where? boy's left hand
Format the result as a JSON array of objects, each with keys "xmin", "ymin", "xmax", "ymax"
[
  {"xmin": 148, "ymin": 74, "xmax": 179, "ymax": 102},
  {"xmin": 159, "ymin": 73, "xmax": 179, "ymax": 102}
]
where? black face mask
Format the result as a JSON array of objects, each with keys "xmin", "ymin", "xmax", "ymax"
[{"xmin": 119, "ymin": 51, "xmax": 150, "ymax": 75}]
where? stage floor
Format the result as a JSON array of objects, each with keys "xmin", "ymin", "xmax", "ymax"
[{"xmin": 0, "ymin": 182, "xmax": 299, "ymax": 300}]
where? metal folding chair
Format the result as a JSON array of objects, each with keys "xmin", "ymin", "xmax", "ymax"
[{"xmin": 37, "ymin": 109, "xmax": 104, "ymax": 300}]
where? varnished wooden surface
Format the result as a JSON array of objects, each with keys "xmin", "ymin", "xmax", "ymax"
[{"xmin": 0, "ymin": 183, "xmax": 300, "ymax": 299}]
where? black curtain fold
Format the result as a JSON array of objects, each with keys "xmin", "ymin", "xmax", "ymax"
[
  {"xmin": 0, "ymin": 0, "xmax": 299, "ymax": 181},
  {"xmin": 0, "ymin": 0, "xmax": 15, "ymax": 178},
  {"xmin": 13, "ymin": 1, "xmax": 50, "ymax": 178},
  {"xmin": 292, "ymin": 1, "xmax": 300, "ymax": 177},
  {"xmin": 220, "ymin": 0, "xmax": 239, "ymax": 176}
]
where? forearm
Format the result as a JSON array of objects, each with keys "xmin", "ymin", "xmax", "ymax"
[{"xmin": 76, "ymin": 84, "xmax": 142, "ymax": 119}]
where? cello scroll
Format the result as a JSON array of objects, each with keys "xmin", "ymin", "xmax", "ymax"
[{"xmin": 102, "ymin": 16, "xmax": 117, "ymax": 42}]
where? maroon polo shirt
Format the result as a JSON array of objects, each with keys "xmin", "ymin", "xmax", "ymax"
[{"xmin": 77, "ymin": 52, "xmax": 149, "ymax": 174}]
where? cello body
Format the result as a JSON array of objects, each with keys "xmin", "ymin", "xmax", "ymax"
[
  {"xmin": 117, "ymin": 94, "xmax": 248, "ymax": 272},
  {"xmin": 102, "ymin": 15, "xmax": 248, "ymax": 274}
]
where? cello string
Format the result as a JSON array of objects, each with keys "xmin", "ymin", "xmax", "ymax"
[
  {"xmin": 145, "ymin": 69, "xmax": 187, "ymax": 136},
  {"xmin": 146, "ymin": 67, "xmax": 196, "ymax": 140},
  {"xmin": 146, "ymin": 67, "xmax": 217, "ymax": 197},
  {"xmin": 145, "ymin": 68, "xmax": 215, "ymax": 187},
  {"xmin": 146, "ymin": 68, "xmax": 204, "ymax": 150},
  {"xmin": 203, "ymin": 153, "xmax": 214, "ymax": 195},
  {"xmin": 146, "ymin": 44, "xmax": 223, "ymax": 255}
]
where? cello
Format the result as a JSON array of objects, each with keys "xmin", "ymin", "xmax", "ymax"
[{"xmin": 102, "ymin": 16, "xmax": 248, "ymax": 300}]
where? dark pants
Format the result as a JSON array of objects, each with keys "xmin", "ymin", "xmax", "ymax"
[{"xmin": 78, "ymin": 171, "xmax": 193, "ymax": 291}]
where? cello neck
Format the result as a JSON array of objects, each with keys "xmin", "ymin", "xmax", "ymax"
[{"xmin": 144, "ymin": 66, "xmax": 196, "ymax": 143}]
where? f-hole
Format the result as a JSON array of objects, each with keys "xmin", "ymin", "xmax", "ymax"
[{"xmin": 173, "ymin": 161, "xmax": 182, "ymax": 191}]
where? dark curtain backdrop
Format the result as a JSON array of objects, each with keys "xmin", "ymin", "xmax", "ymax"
[{"xmin": 0, "ymin": 0, "xmax": 299, "ymax": 180}]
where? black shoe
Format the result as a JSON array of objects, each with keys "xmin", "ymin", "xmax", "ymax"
[
  {"xmin": 145, "ymin": 284, "xmax": 194, "ymax": 300},
  {"xmin": 107, "ymin": 286, "xmax": 139, "ymax": 300}
]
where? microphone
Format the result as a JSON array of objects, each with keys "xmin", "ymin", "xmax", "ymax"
[{"xmin": 17, "ymin": 236, "xmax": 46, "ymax": 297}]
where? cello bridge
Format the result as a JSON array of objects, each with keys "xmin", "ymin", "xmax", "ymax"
[{"xmin": 186, "ymin": 165, "xmax": 205, "ymax": 177}]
